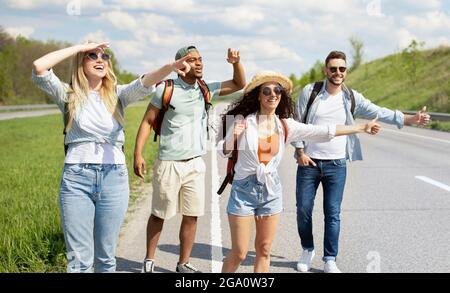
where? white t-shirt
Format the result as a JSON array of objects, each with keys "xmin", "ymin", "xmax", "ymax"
[
  {"xmin": 65, "ymin": 91, "xmax": 125, "ymax": 164},
  {"xmin": 305, "ymin": 91, "xmax": 347, "ymax": 159}
]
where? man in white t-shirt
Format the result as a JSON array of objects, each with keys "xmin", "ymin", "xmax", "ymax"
[{"xmin": 292, "ymin": 51, "xmax": 431, "ymax": 273}]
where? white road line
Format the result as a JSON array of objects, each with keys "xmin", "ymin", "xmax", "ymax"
[
  {"xmin": 382, "ymin": 128, "xmax": 450, "ymax": 145},
  {"xmin": 210, "ymin": 113, "xmax": 223, "ymax": 273},
  {"xmin": 415, "ymin": 176, "xmax": 450, "ymax": 192}
]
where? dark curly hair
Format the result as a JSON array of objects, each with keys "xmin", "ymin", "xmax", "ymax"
[{"xmin": 219, "ymin": 84, "xmax": 295, "ymax": 138}]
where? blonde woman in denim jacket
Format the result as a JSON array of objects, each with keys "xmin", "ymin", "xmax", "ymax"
[{"xmin": 32, "ymin": 42, "xmax": 191, "ymax": 273}]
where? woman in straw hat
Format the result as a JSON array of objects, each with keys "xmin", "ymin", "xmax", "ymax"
[{"xmin": 217, "ymin": 71, "xmax": 381, "ymax": 273}]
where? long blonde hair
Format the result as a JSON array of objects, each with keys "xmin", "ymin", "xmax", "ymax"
[{"xmin": 65, "ymin": 48, "xmax": 124, "ymax": 131}]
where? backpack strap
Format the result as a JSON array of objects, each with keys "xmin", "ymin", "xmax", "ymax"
[
  {"xmin": 197, "ymin": 79, "xmax": 212, "ymax": 139},
  {"xmin": 348, "ymin": 88, "xmax": 356, "ymax": 116},
  {"xmin": 63, "ymin": 102, "xmax": 69, "ymax": 155},
  {"xmin": 217, "ymin": 136, "xmax": 238, "ymax": 195},
  {"xmin": 162, "ymin": 79, "xmax": 175, "ymax": 110},
  {"xmin": 153, "ymin": 79, "xmax": 175, "ymax": 142},
  {"xmin": 303, "ymin": 81, "xmax": 324, "ymax": 124},
  {"xmin": 197, "ymin": 79, "xmax": 211, "ymax": 104},
  {"xmin": 217, "ymin": 117, "xmax": 240, "ymax": 195}
]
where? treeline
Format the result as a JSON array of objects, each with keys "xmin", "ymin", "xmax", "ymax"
[
  {"xmin": 289, "ymin": 60, "xmax": 326, "ymax": 100},
  {"xmin": 0, "ymin": 27, "xmax": 136, "ymax": 105}
]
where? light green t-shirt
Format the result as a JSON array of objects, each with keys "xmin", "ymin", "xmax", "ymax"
[{"xmin": 151, "ymin": 77, "xmax": 222, "ymax": 161}]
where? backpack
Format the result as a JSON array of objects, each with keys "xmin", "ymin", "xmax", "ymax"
[
  {"xmin": 217, "ymin": 117, "xmax": 289, "ymax": 195},
  {"xmin": 302, "ymin": 81, "xmax": 355, "ymax": 123},
  {"xmin": 152, "ymin": 79, "xmax": 212, "ymax": 142}
]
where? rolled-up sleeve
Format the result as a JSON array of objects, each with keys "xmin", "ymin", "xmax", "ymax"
[
  {"xmin": 117, "ymin": 75, "xmax": 156, "ymax": 108},
  {"xmin": 31, "ymin": 69, "xmax": 68, "ymax": 112},
  {"xmin": 354, "ymin": 91, "xmax": 405, "ymax": 129},
  {"xmin": 286, "ymin": 118, "xmax": 336, "ymax": 144}
]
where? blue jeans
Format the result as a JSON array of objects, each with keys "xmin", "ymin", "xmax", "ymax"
[
  {"xmin": 59, "ymin": 164, "xmax": 129, "ymax": 273},
  {"xmin": 296, "ymin": 159, "xmax": 347, "ymax": 262}
]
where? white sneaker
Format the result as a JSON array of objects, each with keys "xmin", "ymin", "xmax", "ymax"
[
  {"xmin": 324, "ymin": 260, "xmax": 341, "ymax": 273},
  {"xmin": 296, "ymin": 249, "xmax": 315, "ymax": 272},
  {"xmin": 142, "ymin": 259, "xmax": 155, "ymax": 273}
]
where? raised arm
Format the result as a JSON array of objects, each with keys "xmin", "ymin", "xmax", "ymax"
[
  {"xmin": 288, "ymin": 116, "xmax": 381, "ymax": 143},
  {"xmin": 133, "ymin": 104, "xmax": 159, "ymax": 179},
  {"xmin": 33, "ymin": 42, "xmax": 109, "ymax": 75},
  {"xmin": 218, "ymin": 48, "xmax": 246, "ymax": 96},
  {"xmin": 140, "ymin": 54, "xmax": 192, "ymax": 88},
  {"xmin": 118, "ymin": 55, "xmax": 193, "ymax": 107}
]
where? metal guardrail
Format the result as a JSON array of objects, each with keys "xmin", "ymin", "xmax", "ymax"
[
  {"xmin": 0, "ymin": 104, "xmax": 57, "ymax": 111},
  {"xmin": 403, "ymin": 111, "xmax": 450, "ymax": 122},
  {"xmin": 1, "ymin": 105, "xmax": 449, "ymax": 121}
]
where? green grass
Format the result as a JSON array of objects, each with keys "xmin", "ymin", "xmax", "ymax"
[
  {"xmin": 290, "ymin": 46, "xmax": 450, "ymax": 132},
  {"xmin": 429, "ymin": 121, "xmax": 450, "ymax": 132},
  {"xmin": 346, "ymin": 46, "xmax": 450, "ymax": 113},
  {"xmin": 0, "ymin": 105, "xmax": 157, "ymax": 272}
]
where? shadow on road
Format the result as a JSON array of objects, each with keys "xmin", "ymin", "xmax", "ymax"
[{"xmin": 116, "ymin": 257, "xmax": 174, "ymax": 273}]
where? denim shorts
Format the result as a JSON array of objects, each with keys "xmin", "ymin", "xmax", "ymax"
[{"xmin": 227, "ymin": 174, "xmax": 283, "ymax": 217}]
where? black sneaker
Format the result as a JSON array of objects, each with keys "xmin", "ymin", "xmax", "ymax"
[
  {"xmin": 142, "ymin": 259, "xmax": 155, "ymax": 273},
  {"xmin": 175, "ymin": 262, "xmax": 202, "ymax": 273}
]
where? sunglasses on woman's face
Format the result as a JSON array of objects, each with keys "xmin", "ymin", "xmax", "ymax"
[
  {"xmin": 328, "ymin": 66, "xmax": 347, "ymax": 73},
  {"xmin": 85, "ymin": 52, "xmax": 110, "ymax": 61},
  {"xmin": 261, "ymin": 86, "xmax": 283, "ymax": 96}
]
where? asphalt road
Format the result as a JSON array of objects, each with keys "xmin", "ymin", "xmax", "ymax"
[{"xmin": 115, "ymin": 103, "xmax": 450, "ymax": 273}]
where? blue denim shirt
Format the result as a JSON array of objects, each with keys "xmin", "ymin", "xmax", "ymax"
[
  {"xmin": 32, "ymin": 69, "xmax": 154, "ymax": 148},
  {"xmin": 291, "ymin": 80, "xmax": 405, "ymax": 161}
]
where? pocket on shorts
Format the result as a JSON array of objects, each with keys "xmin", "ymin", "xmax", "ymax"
[
  {"xmin": 193, "ymin": 158, "xmax": 206, "ymax": 174},
  {"xmin": 233, "ymin": 176, "xmax": 253, "ymax": 191}
]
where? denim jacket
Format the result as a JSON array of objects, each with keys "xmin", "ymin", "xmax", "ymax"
[
  {"xmin": 291, "ymin": 80, "xmax": 405, "ymax": 161},
  {"xmin": 32, "ymin": 69, "xmax": 154, "ymax": 148}
]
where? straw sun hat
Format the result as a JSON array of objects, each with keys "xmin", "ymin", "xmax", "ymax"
[{"xmin": 243, "ymin": 71, "xmax": 293, "ymax": 95}]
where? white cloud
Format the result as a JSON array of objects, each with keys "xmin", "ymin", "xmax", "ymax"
[
  {"xmin": 110, "ymin": 0, "xmax": 197, "ymax": 14},
  {"xmin": 394, "ymin": 0, "xmax": 442, "ymax": 11},
  {"xmin": 80, "ymin": 30, "xmax": 109, "ymax": 43},
  {"xmin": 396, "ymin": 28, "xmax": 418, "ymax": 49},
  {"xmin": 6, "ymin": 0, "xmax": 104, "ymax": 9},
  {"xmin": 403, "ymin": 11, "xmax": 450, "ymax": 34},
  {"xmin": 3, "ymin": 0, "xmax": 449, "ymax": 79},
  {"xmin": 113, "ymin": 40, "xmax": 145, "ymax": 59},
  {"xmin": 289, "ymin": 18, "xmax": 313, "ymax": 35},
  {"xmin": 99, "ymin": 10, "xmax": 138, "ymax": 31},
  {"xmin": 213, "ymin": 6, "xmax": 265, "ymax": 30},
  {"xmin": 4, "ymin": 26, "xmax": 35, "ymax": 38}
]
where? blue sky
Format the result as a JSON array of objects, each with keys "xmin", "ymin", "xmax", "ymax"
[{"xmin": 1, "ymin": 0, "xmax": 449, "ymax": 81}]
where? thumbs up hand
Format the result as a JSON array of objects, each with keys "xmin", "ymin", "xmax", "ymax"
[
  {"xmin": 365, "ymin": 114, "xmax": 381, "ymax": 135},
  {"xmin": 414, "ymin": 106, "xmax": 431, "ymax": 125}
]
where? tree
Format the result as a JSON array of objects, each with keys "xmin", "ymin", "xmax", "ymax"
[
  {"xmin": 401, "ymin": 39, "xmax": 425, "ymax": 84},
  {"xmin": 0, "ymin": 28, "xmax": 137, "ymax": 105},
  {"xmin": 349, "ymin": 36, "xmax": 364, "ymax": 72}
]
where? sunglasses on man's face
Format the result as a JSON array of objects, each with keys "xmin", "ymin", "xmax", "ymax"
[
  {"xmin": 328, "ymin": 66, "xmax": 347, "ymax": 73},
  {"xmin": 261, "ymin": 86, "xmax": 283, "ymax": 96},
  {"xmin": 85, "ymin": 52, "xmax": 110, "ymax": 61}
]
